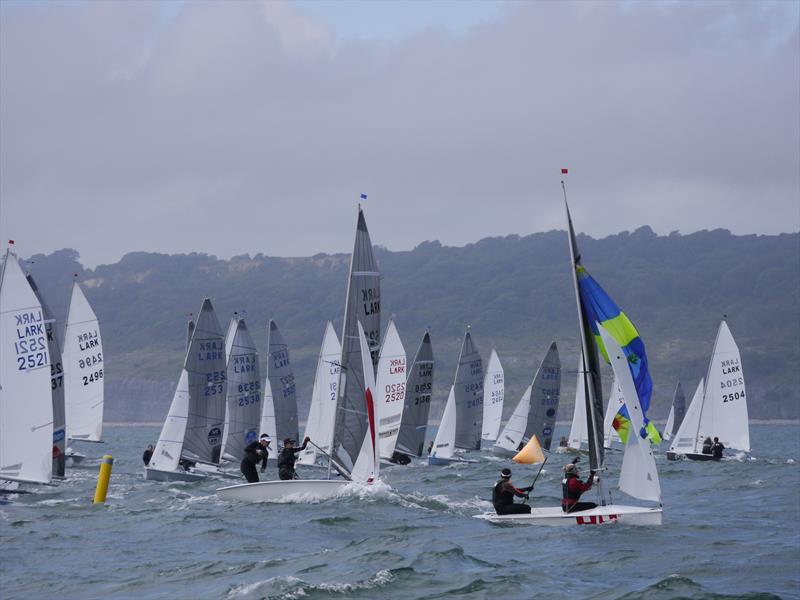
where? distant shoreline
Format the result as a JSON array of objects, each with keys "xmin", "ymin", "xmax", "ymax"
[{"xmin": 105, "ymin": 419, "xmax": 800, "ymax": 427}]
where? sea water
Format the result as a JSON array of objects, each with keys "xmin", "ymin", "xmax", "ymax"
[{"xmin": 1, "ymin": 424, "xmax": 798, "ymax": 599}]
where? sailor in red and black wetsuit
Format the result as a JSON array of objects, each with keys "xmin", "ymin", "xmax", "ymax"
[
  {"xmin": 492, "ymin": 468, "xmax": 533, "ymax": 515},
  {"xmin": 561, "ymin": 462, "xmax": 597, "ymax": 513}
]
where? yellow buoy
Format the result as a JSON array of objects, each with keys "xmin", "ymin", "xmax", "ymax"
[{"xmin": 93, "ymin": 454, "xmax": 114, "ymax": 504}]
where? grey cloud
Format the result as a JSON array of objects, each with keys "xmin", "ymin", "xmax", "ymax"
[{"xmin": 0, "ymin": 0, "xmax": 797, "ymax": 266}]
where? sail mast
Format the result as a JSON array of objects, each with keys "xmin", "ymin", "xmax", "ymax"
[{"xmin": 563, "ymin": 181, "xmax": 606, "ymax": 500}]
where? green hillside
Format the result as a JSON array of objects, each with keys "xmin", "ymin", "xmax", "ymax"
[{"xmin": 22, "ymin": 226, "xmax": 800, "ymax": 423}]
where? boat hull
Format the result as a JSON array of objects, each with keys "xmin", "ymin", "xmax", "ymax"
[
  {"xmin": 474, "ymin": 504, "xmax": 662, "ymax": 526},
  {"xmin": 65, "ymin": 449, "xmax": 86, "ymax": 464},
  {"xmin": 143, "ymin": 467, "xmax": 207, "ymax": 482},
  {"xmin": 428, "ymin": 456, "xmax": 478, "ymax": 466},
  {"xmin": 216, "ymin": 479, "xmax": 351, "ymax": 503},
  {"xmin": 667, "ymin": 451, "xmax": 716, "ymax": 462}
]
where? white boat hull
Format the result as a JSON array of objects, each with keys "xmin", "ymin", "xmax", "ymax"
[
  {"xmin": 65, "ymin": 449, "xmax": 86, "ymax": 464},
  {"xmin": 143, "ymin": 467, "xmax": 207, "ymax": 483},
  {"xmin": 474, "ymin": 504, "xmax": 662, "ymax": 526},
  {"xmin": 216, "ymin": 479, "xmax": 352, "ymax": 503}
]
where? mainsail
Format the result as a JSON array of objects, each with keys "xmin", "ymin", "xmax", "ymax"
[
  {"xmin": 662, "ymin": 382, "xmax": 686, "ymax": 442},
  {"xmin": 63, "ymin": 281, "xmax": 104, "ymax": 443},
  {"xmin": 298, "ymin": 322, "xmax": 341, "ymax": 466},
  {"xmin": 669, "ymin": 379, "xmax": 704, "ymax": 455},
  {"xmin": 480, "ymin": 349, "xmax": 504, "ymax": 447},
  {"xmin": 698, "ymin": 320, "xmax": 750, "ymax": 452},
  {"xmin": 265, "ymin": 320, "xmax": 298, "ymax": 443},
  {"xmin": 149, "ymin": 370, "xmax": 190, "ymax": 473},
  {"xmin": 26, "ymin": 273, "xmax": 66, "ymax": 477},
  {"xmin": 221, "ymin": 319, "xmax": 261, "ymax": 462},
  {"xmin": 376, "ymin": 320, "xmax": 407, "ymax": 459},
  {"xmin": 394, "ymin": 332, "xmax": 434, "ymax": 458},
  {"xmin": 332, "ymin": 207, "xmax": 381, "ymax": 474},
  {"xmin": 453, "ymin": 331, "xmax": 483, "ymax": 450},
  {"xmin": 182, "ymin": 298, "xmax": 226, "ymax": 464},
  {"xmin": 0, "ymin": 250, "xmax": 53, "ymax": 484},
  {"xmin": 430, "ymin": 387, "xmax": 457, "ymax": 460},
  {"xmin": 494, "ymin": 342, "xmax": 560, "ymax": 453}
]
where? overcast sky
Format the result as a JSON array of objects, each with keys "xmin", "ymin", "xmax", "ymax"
[{"xmin": 1, "ymin": 0, "xmax": 798, "ymax": 267}]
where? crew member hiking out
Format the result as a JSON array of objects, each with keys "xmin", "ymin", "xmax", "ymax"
[
  {"xmin": 492, "ymin": 468, "xmax": 533, "ymax": 515},
  {"xmin": 241, "ymin": 434, "xmax": 271, "ymax": 483},
  {"xmin": 561, "ymin": 461, "xmax": 597, "ymax": 513},
  {"xmin": 278, "ymin": 436, "xmax": 310, "ymax": 481},
  {"xmin": 142, "ymin": 445, "xmax": 154, "ymax": 466},
  {"xmin": 712, "ymin": 437, "xmax": 725, "ymax": 461}
]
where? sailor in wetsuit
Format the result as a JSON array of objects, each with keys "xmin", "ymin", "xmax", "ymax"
[
  {"xmin": 142, "ymin": 444, "xmax": 154, "ymax": 466},
  {"xmin": 711, "ymin": 437, "xmax": 725, "ymax": 461},
  {"xmin": 702, "ymin": 437, "xmax": 713, "ymax": 455},
  {"xmin": 561, "ymin": 462, "xmax": 597, "ymax": 513},
  {"xmin": 278, "ymin": 436, "xmax": 310, "ymax": 480},
  {"xmin": 492, "ymin": 468, "xmax": 533, "ymax": 515},
  {"xmin": 241, "ymin": 435, "xmax": 271, "ymax": 483}
]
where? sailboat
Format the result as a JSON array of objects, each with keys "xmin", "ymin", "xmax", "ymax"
[
  {"xmin": 662, "ymin": 382, "xmax": 686, "ymax": 443},
  {"xmin": 261, "ymin": 320, "xmax": 299, "ymax": 445},
  {"xmin": 218, "ymin": 205, "xmax": 383, "ymax": 501},
  {"xmin": 480, "ymin": 349, "xmax": 504, "ymax": 448},
  {"xmin": 492, "ymin": 342, "xmax": 561, "ymax": 457},
  {"xmin": 26, "ymin": 273, "xmax": 67, "ymax": 478},
  {"xmin": 476, "ymin": 194, "xmax": 662, "ymax": 525},
  {"xmin": 376, "ymin": 320, "xmax": 407, "ymax": 461},
  {"xmin": 0, "ymin": 247, "xmax": 54, "ymax": 487},
  {"xmin": 454, "ymin": 330, "xmax": 484, "ymax": 452},
  {"xmin": 392, "ymin": 332, "xmax": 434, "ymax": 462},
  {"xmin": 219, "ymin": 318, "xmax": 262, "ymax": 463},
  {"xmin": 145, "ymin": 298, "xmax": 227, "ymax": 481},
  {"xmin": 62, "ymin": 280, "xmax": 104, "ymax": 461},
  {"xmin": 297, "ymin": 323, "xmax": 342, "ymax": 467},
  {"xmin": 667, "ymin": 320, "xmax": 749, "ymax": 461}
]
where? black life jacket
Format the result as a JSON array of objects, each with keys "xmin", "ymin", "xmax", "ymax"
[{"xmin": 492, "ymin": 479, "xmax": 514, "ymax": 509}]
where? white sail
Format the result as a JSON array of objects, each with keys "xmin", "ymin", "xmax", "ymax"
[
  {"xmin": 376, "ymin": 320, "xmax": 407, "ymax": 459},
  {"xmin": 598, "ymin": 324, "xmax": 661, "ymax": 503},
  {"xmin": 567, "ymin": 354, "xmax": 588, "ymax": 449},
  {"xmin": 480, "ymin": 349, "xmax": 504, "ymax": 447},
  {"xmin": 63, "ymin": 281, "xmax": 104, "ymax": 442},
  {"xmin": 698, "ymin": 320, "xmax": 750, "ymax": 452},
  {"xmin": 350, "ymin": 321, "xmax": 380, "ymax": 484},
  {"xmin": 603, "ymin": 378, "xmax": 624, "ymax": 449},
  {"xmin": 219, "ymin": 316, "xmax": 238, "ymax": 453},
  {"xmin": 148, "ymin": 370, "xmax": 190, "ymax": 473},
  {"xmin": 493, "ymin": 386, "xmax": 532, "ymax": 453},
  {"xmin": 0, "ymin": 251, "xmax": 53, "ymax": 484},
  {"xmin": 669, "ymin": 379, "xmax": 705, "ymax": 454},
  {"xmin": 298, "ymin": 323, "xmax": 341, "ymax": 466},
  {"xmin": 430, "ymin": 387, "xmax": 457, "ymax": 460},
  {"xmin": 663, "ymin": 406, "xmax": 675, "ymax": 442},
  {"xmin": 260, "ymin": 380, "xmax": 277, "ymax": 441}
]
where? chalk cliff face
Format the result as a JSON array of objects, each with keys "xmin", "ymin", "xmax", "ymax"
[{"xmin": 18, "ymin": 228, "xmax": 800, "ymax": 422}]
